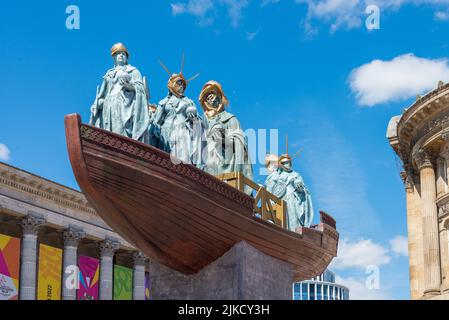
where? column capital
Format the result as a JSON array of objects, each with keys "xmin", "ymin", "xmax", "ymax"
[
  {"xmin": 20, "ymin": 214, "xmax": 45, "ymax": 235},
  {"xmin": 415, "ymin": 149, "xmax": 436, "ymax": 170},
  {"xmin": 63, "ymin": 228, "xmax": 85, "ymax": 247},
  {"xmin": 132, "ymin": 251, "xmax": 148, "ymax": 266},
  {"xmin": 98, "ymin": 239, "xmax": 120, "ymax": 257},
  {"xmin": 439, "ymin": 203, "xmax": 449, "ymax": 218},
  {"xmin": 400, "ymin": 171, "xmax": 414, "ymax": 190}
]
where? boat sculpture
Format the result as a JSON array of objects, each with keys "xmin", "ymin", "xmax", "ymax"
[{"xmin": 65, "ymin": 114, "xmax": 339, "ymax": 281}]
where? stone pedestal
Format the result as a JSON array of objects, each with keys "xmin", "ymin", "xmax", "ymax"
[{"xmin": 149, "ymin": 241, "xmax": 294, "ymax": 300}]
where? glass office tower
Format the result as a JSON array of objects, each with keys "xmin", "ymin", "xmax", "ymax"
[{"xmin": 293, "ymin": 269, "xmax": 349, "ymax": 300}]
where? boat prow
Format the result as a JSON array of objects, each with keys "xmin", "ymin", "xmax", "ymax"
[{"xmin": 65, "ymin": 114, "xmax": 339, "ymax": 281}]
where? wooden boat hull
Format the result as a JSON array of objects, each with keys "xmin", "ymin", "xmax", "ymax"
[{"xmin": 65, "ymin": 114, "xmax": 339, "ymax": 281}]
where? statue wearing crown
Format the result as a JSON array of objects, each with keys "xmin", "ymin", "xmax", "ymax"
[
  {"xmin": 89, "ymin": 43, "xmax": 150, "ymax": 143},
  {"xmin": 264, "ymin": 148, "xmax": 314, "ymax": 232},
  {"xmin": 153, "ymin": 56, "xmax": 205, "ymax": 166},
  {"xmin": 199, "ymin": 81, "xmax": 254, "ymax": 194}
]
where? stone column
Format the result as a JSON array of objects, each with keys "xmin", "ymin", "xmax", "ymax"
[
  {"xmin": 19, "ymin": 215, "xmax": 45, "ymax": 300},
  {"xmin": 436, "ymin": 158, "xmax": 446, "ymax": 198},
  {"xmin": 132, "ymin": 252, "xmax": 147, "ymax": 300},
  {"xmin": 439, "ymin": 220, "xmax": 449, "ymax": 292},
  {"xmin": 401, "ymin": 170, "xmax": 424, "ymax": 299},
  {"xmin": 98, "ymin": 239, "xmax": 120, "ymax": 300},
  {"xmin": 62, "ymin": 228, "xmax": 85, "ymax": 300},
  {"xmin": 416, "ymin": 150, "xmax": 442, "ymax": 297}
]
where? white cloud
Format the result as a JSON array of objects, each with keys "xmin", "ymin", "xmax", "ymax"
[
  {"xmin": 336, "ymin": 275, "xmax": 391, "ymax": 300},
  {"xmin": 389, "ymin": 235, "xmax": 408, "ymax": 257},
  {"xmin": 222, "ymin": 0, "xmax": 250, "ymax": 27},
  {"xmin": 170, "ymin": 0, "xmax": 250, "ymax": 27},
  {"xmin": 296, "ymin": 0, "xmax": 449, "ymax": 34},
  {"xmin": 170, "ymin": 0, "xmax": 215, "ymax": 26},
  {"xmin": 331, "ymin": 238, "xmax": 391, "ymax": 270},
  {"xmin": 246, "ymin": 31, "xmax": 258, "ymax": 40},
  {"xmin": 0, "ymin": 144, "xmax": 10, "ymax": 162},
  {"xmin": 435, "ymin": 10, "xmax": 449, "ymax": 20},
  {"xmin": 349, "ymin": 53, "xmax": 449, "ymax": 106}
]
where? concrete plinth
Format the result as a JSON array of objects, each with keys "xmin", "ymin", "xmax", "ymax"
[{"xmin": 149, "ymin": 241, "xmax": 294, "ymax": 300}]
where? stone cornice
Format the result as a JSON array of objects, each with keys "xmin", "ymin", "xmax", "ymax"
[
  {"xmin": 395, "ymin": 84, "xmax": 449, "ymax": 163},
  {"xmin": 0, "ymin": 162, "xmax": 97, "ymax": 217},
  {"xmin": 399, "ymin": 83, "xmax": 449, "ymax": 134}
]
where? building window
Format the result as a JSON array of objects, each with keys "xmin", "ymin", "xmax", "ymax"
[
  {"xmin": 323, "ymin": 285, "xmax": 329, "ymax": 300},
  {"xmin": 316, "ymin": 284, "xmax": 323, "ymax": 300},
  {"xmin": 293, "ymin": 283, "xmax": 300, "ymax": 300},
  {"xmin": 310, "ymin": 283, "xmax": 315, "ymax": 300},
  {"xmin": 301, "ymin": 283, "xmax": 308, "ymax": 300}
]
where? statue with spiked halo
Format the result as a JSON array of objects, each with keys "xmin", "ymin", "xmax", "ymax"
[
  {"xmin": 153, "ymin": 54, "xmax": 205, "ymax": 167},
  {"xmin": 264, "ymin": 138, "xmax": 314, "ymax": 232}
]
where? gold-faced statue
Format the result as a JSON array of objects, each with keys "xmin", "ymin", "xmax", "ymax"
[
  {"xmin": 159, "ymin": 54, "xmax": 200, "ymax": 98},
  {"xmin": 110, "ymin": 42, "xmax": 129, "ymax": 58},
  {"xmin": 265, "ymin": 154, "xmax": 279, "ymax": 174},
  {"xmin": 199, "ymin": 80, "xmax": 229, "ymax": 119},
  {"xmin": 278, "ymin": 154, "xmax": 293, "ymax": 172}
]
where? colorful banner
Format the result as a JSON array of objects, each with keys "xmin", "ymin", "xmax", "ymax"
[
  {"xmin": 78, "ymin": 255, "xmax": 99, "ymax": 300},
  {"xmin": 37, "ymin": 244, "xmax": 62, "ymax": 300},
  {"xmin": 0, "ymin": 234, "xmax": 20, "ymax": 300},
  {"xmin": 113, "ymin": 265, "xmax": 132, "ymax": 300},
  {"xmin": 145, "ymin": 272, "xmax": 150, "ymax": 300}
]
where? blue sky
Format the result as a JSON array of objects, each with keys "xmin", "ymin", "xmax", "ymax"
[{"xmin": 2, "ymin": 0, "xmax": 449, "ymax": 299}]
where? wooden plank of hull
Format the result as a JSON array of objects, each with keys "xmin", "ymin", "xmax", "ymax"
[{"xmin": 65, "ymin": 114, "xmax": 338, "ymax": 281}]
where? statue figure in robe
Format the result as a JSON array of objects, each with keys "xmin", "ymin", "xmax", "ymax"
[
  {"xmin": 199, "ymin": 81, "xmax": 253, "ymax": 194},
  {"xmin": 147, "ymin": 103, "xmax": 162, "ymax": 148},
  {"xmin": 264, "ymin": 152, "xmax": 314, "ymax": 232},
  {"xmin": 153, "ymin": 56, "xmax": 205, "ymax": 166},
  {"xmin": 89, "ymin": 43, "xmax": 150, "ymax": 143}
]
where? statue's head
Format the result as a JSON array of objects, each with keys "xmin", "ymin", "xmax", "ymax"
[
  {"xmin": 111, "ymin": 43, "xmax": 129, "ymax": 67},
  {"xmin": 278, "ymin": 154, "xmax": 293, "ymax": 172},
  {"xmin": 159, "ymin": 54, "xmax": 200, "ymax": 99},
  {"xmin": 199, "ymin": 81, "xmax": 229, "ymax": 118},
  {"xmin": 167, "ymin": 74, "xmax": 187, "ymax": 98},
  {"xmin": 265, "ymin": 154, "xmax": 279, "ymax": 174}
]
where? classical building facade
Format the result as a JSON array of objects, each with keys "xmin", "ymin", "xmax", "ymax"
[
  {"xmin": 0, "ymin": 162, "xmax": 149, "ymax": 300},
  {"xmin": 292, "ymin": 269, "xmax": 349, "ymax": 300},
  {"xmin": 388, "ymin": 81, "xmax": 449, "ymax": 300}
]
